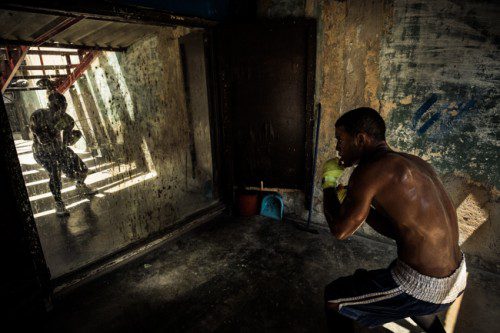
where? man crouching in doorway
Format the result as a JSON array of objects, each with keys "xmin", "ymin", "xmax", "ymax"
[
  {"xmin": 30, "ymin": 92, "xmax": 97, "ymax": 216},
  {"xmin": 322, "ymin": 107, "xmax": 466, "ymax": 332}
]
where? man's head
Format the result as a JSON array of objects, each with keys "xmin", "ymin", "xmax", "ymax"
[
  {"xmin": 335, "ymin": 107, "xmax": 386, "ymax": 166},
  {"xmin": 48, "ymin": 92, "xmax": 67, "ymax": 115}
]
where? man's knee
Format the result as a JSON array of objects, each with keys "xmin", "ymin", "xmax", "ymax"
[
  {"xmin": 326, "ymin": 301, "xmax": 340, "ymax": 312},
  {"xmin": 48, "ymin": 166, "xmax": 61, "ymax": 180}
]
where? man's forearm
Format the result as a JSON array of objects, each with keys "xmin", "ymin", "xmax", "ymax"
[
  {"xmin": 323, "ymin": 187, "xmax": 342, "ymax": 234},
  {"xmin": 62, "ymin": 130, "xmax": 72, "ymax": 146}
]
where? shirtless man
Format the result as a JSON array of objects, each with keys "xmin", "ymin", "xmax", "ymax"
[
  {"xmin": 322, "ymin": 107, "xmax": 466, "ymax": 332},
  {"xmin": 30, "ymin": 92, "xmax": 96, "ymax": 216}
]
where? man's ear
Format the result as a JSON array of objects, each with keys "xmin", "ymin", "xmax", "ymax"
[
  {"xmin": 357, "ymin": 132, "xmax": 373, "ymax": 147},
  {"xmin": 355, "ymin": 133, "xmax": 366, "ymax": 146}
]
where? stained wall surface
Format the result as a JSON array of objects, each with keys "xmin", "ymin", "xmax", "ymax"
[{"xmin": 259, "ymin": 0, "xmax": 499, "ymax": 274}]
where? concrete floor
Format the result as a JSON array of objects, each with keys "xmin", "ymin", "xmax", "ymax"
[{"xmin": 43, "ymin": 215, "xmax": 499, "ymax": 332}]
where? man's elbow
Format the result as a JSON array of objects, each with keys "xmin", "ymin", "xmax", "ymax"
[{"xmin": 331, "ymin": 226, "xmax": 351, "ymax": 240}]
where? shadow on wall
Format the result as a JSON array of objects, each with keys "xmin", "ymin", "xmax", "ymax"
[
  {"xmin": 75, "ymin": 54, "xmax": 150, "ymax": 171},
  {"xmin": 94, "ymin": 54, "xmax": 149, "ymax": 170},
  {"xmin": 438, "ymin": 174, "xmax": 500, "ymax": 332},
  {"xmin": 63, "ymin": 31, "xmax": 214, "ymax": 215}
]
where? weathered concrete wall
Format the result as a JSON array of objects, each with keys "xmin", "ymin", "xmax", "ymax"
[
  {"xmin": 258, "ymin": 0, "xmax": 499, "ymax": 274},
  {"xmin": 71, "ymin": 26, "xmax": 215, "ymax": 230},
  {"xmin": 379, "ymin": 0, "xmax": 499, "ymax": 273}
]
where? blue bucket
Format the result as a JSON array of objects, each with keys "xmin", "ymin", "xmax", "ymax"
[{"xmin": 260, "ymin": 193, "xmax": 284, "ymax": 221}]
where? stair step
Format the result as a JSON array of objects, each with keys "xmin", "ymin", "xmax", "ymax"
[
  {"xmin": 32, "ymin": 170, "xmax": 149, "ymax": 218},
  {"xmin": 21, "ymin": 155, "xmax": 107, "ymax": 183},
  {"xmin": 29, "ymin": 163, "xmax": 141, "ymax": 214},
  {"xmin": 23, "ymin": 161, "xmax": 116, "ymax": 195}
]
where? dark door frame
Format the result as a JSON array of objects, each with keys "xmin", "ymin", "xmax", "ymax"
[
  {"xmin": 0, "ymin": 93, "xmax": 52, "ymax": 320},
  {"xmin": 212, "ymin": 18, "xmax": 317, "ymax": 208}
]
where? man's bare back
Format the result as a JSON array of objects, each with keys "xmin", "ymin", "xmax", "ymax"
[
  {"xmin": 323, "ymin": 108, "xmax": 466, "ymax": 332},
  {"xmin": 357, "ymin": 150, "xmax": 461, "ymax": 278}
]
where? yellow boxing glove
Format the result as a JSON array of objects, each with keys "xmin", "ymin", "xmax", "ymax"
[
  {"xmin": 54, "ymin": 117, "xmax": 72, "ymax": 131},
  {"xmin": 336, "ymin": 186, "xmax": 347, "ymax": 203},
  {"xmin": 66, "ymin": 130, "xmax": 82, "ymax": 146},
  {"xmin": 322, "ymin": 157, "xmax": 344, "ymax": 189}
]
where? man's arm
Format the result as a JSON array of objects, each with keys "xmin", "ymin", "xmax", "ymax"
[
  {"xmin": 365, "ymin": 208, "xmax": 398, "ymax": 240},
  {"xmin": 323, "ymin": 165, "xmax": 380, "ymax": 240},
  {"xmin": 61, "ymin": 114, "xmax": 76, "ymax": 146},
  {"xmin": 30, "ymin": 112, "xmax": 53, "ymax": 145}
]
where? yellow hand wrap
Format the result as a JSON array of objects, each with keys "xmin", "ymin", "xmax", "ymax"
[
  {"xmin": 322, "ymin": 158, "xmax": 344, "ymax": 189},
  {"xmin": 336, "ymin": 187, "xmax": 347, "ymax": 203}
]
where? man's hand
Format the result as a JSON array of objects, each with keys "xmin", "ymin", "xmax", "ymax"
[
  {"xmin": 322, "ymin": 158, "xmax": 344, "ymax": 189},
  {"xmin": 54, "ymin": 116, "xmax": 73, "ymax": 131},
  {"xmin": 323, "ymin": 164, "xmax": 377, "ymax": 240},
  {"xmin": 64, "ymin": 130, "xmax": 82, "ymax": 146}
]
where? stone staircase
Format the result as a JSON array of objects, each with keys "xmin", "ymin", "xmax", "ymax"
[{"xmin": 15, "ymin": 140, "xmax": 143, "ymax": 217}]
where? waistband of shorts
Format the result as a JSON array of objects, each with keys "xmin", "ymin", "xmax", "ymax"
[{"xmin": 390, "ymin": 253, "xmax": 467, "ymax": 304}]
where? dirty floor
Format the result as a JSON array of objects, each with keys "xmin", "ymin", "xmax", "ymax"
[{"xmin": 43, "ymin": 215, "xmax": 499, "ymax": 332}]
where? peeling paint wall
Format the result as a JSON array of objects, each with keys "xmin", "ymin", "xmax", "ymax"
[
  {"xmin": 258, "ymin": 0, "xmax": 499, "ymax": 274},
  {"xmin": 379, "ymin": 0, "xmax": 499, "ymax": 273},
  {"xmin": 381, "ymin": 1, "xmax": 498, "ymax": 189}
]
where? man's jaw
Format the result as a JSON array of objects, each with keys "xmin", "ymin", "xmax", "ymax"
[{"xmin": 339, "ymin": 156, "xmax": 358, "ymax": 168}]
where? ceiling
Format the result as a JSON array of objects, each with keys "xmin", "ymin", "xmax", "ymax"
[{"xmin": 0, "ymin": 9, "xmax": 164, "ymax": 50}]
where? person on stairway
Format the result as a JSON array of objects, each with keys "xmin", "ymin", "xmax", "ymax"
[{"xmin": 30, "ymin": 92, "xmax": 97, "ymax": 216}]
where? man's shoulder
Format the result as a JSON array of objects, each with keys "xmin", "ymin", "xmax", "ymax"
[
  {"xmin": 62, "ymin": 113, "xmax": 74, "ymax": 120},
  {"xmin": 31, "ymin": 108, "xmax": 48, "ymax": 116},
  {"xmin": 60, "ymin": 113, "xmax": 75, "ymax": 128},
  {"xmin": 30, "ymin": 108, "xmax": 49, "ymax": 121},
  {"xmin": 352, "ymin": 152, "xmax": 417, "ymax": 184},
  {"xmin": 362, "ymin": 152, "xmax": 436, "ymax": 183}
]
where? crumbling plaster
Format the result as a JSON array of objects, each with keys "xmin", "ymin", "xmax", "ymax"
[{"xmin": 259, "ymin": 0, "xmax": 499, "ymax": 273}]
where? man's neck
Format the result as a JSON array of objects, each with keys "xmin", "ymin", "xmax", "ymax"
[{"xmin": 360, "ymin": 142, "xmax": 391, "ymax": 164}]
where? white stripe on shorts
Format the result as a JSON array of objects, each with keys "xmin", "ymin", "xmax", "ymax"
[
  {"xmin": 338, "ymin": 289, "xmax": 404, "ymax": 310},
  {"xmin": 327, "ymin": 287, "xmax": 402, "ymax": 305}
]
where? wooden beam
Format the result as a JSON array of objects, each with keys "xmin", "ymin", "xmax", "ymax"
[
  {"xmin": 31, "ymin": 16, "xmax": 84, "ymax": 47},
  {"xmin": 5, "ymin": 86, "xmax": 46, "ymax": 92},
  {"xmin": 0, "ymin": 2, "xmax": 216, "ymax": 28},
  {"xmin": 0, "ymin": 39, "xmax": 126, "ymax": 52},
  {"xmin": 13, "ymin": 74, "xmax": 66, "ymax": 80},
  {"xmin": 1, "ymin": 46, "xmax": 29, "ymax": 94},
  {"xmin": 21, "ymin": 65, "xmax": 77, "ymax": 70},
  {"xmin": 1, "ymin": 14, "xmax": 90, "ymax": 92},
  {"xmin": 56, "ymin": 51, "xmax": 100, "ymax": 93},
  {"xmin": 27, "ymin": 50, "xmax": 79, "ymax": 56}
]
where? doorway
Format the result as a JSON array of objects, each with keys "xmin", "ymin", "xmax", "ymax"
[{"xmin": 1, "ymin": 10, "xmax": 221, "ymax": 279}]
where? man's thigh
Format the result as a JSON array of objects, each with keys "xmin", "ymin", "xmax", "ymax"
[
  {"xmin": 325, "ymin": 267, "xmax": 398, "ymax": 305},
  {"xmin": 34, "ymin": 151, "xmax": 59, "ymax": 175},
  {"xmin": 324, "ymin": 266, "xmax": 446, "ymax": 328}
]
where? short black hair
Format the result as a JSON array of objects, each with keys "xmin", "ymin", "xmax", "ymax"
[
  {"xmin": 48, "ymin": 92, "xmax": 66, "ymax": 106},
  {"xmin": 335, "ymin": 107, "xmax": 386, "ymax": 141}
]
